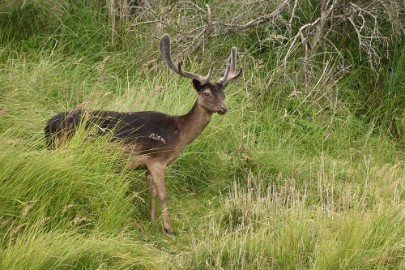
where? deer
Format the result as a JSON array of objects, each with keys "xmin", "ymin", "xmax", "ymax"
[{"xmin": 44, "ymin": 34, "xmax": 242, "ymax": 234}]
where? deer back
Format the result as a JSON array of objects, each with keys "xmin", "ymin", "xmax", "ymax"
[{"xmin": 45, "ymin": 109, "xmax": 181, "ymax": 151}]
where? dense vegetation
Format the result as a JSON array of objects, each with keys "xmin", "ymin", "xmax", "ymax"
[{"xmin": 0, "ymin": 0, "xmax": 404, "ymax": 269}]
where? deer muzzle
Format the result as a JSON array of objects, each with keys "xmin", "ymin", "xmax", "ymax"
[{"xmin": 217, "ymin": 105, "xmax": 228, "ymax": 115}]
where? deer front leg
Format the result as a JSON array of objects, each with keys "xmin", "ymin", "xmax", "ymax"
[
  {"xmin": 148, "ymin": 162, "xmax": 174, "ymax": 234},
  {"xmin": 146, "ymin": 172, "xmax": 157, "ymax": 223}
]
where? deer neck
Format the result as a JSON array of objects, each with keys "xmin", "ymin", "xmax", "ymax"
[{"xmin": 178, "ymin": 101, "xmax": 213, "ymax": 147}]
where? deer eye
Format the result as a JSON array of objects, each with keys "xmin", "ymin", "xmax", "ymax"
[{"xmin": 203, "ymin": 92, "xmax": 210, "ymax": 97}]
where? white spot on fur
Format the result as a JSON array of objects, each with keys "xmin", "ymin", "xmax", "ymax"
[
  {"xmin": 148, "ymin": 133, "xmax": 166, "ymax": 144},
  {"xmin": 96, "ymin": 125, "xmax": 107, "ymax": 133}
]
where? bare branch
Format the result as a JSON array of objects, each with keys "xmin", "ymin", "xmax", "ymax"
[{"xmin": 220, "ymin": 0, "xmax": 293, "ymax": 31}]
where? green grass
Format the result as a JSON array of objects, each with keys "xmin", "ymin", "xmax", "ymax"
[{"xmin": 0, "ymin": 1, "xmax": 404, "ymax": 269}]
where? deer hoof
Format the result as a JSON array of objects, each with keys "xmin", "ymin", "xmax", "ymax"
[{"xmin": 164, "ymin": 227, "xmax": 175, "ymax": 236}]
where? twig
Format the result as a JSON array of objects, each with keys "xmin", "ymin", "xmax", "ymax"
[
  {"xmin": 283, "ymin": 18, "xmax": 321, "ymax": 66},
  {"xmin": 287, "ymin": 0, "xmax": 299, "ymax": 38},
  {"xmin": 220, "ymin": 0, "xmax": 293, "ymax": 31},
  {"xmin": 189, "ymin": 4, "xmax": 212, "ymax": 54},
  {"xmin": 107, "ymin": 0, "xmax": 116, "ymax": 46}
]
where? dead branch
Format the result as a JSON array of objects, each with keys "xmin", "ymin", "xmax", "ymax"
[
  {"xmin": 220, "ymin": 0, "xmax": 293, "ymax": 31},
  {"xmin": 283, "ymin": 17, "xmax": 321, "ymax": 66},
  {"xmin": 287, "ymin": 0, "xmax": 300, "ymax": 38},
  {"xmin": 189, "ymin": 4, "xmax": 212, "ymax": 54}
]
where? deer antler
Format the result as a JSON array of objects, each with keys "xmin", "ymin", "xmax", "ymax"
[
  {"xmin": 218, "ymin": 47, "xmax": 242, "ymax": 86},
  {"xmin": 160, "ymin": 34, "xmax": 214, "ymax": 84}
]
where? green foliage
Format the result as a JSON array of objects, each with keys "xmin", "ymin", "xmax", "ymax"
[{"xmin": 0, "ymin": 1, "xmax": 404, "ymax": 269}]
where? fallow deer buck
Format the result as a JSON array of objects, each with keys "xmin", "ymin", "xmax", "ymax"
[{"xmin": 44, "ymin": 34, "xmax": 242, "ymax": 234}]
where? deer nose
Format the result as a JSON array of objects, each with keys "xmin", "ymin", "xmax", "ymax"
[{"xmin": 218, "ymin": 105, "xmax": 228, "ymax": 115}]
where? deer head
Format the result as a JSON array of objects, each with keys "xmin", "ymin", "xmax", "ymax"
[{"xmin": 160, "ymin": 34, "xmax": 242, "ymax": 115}]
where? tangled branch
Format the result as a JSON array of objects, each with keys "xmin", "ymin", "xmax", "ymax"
[{"xmin": 112, "ymin": 0, "xmax": 402, "ymax": 75}]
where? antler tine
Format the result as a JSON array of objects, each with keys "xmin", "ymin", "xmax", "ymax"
[
  {"xmin": 177, "ymin": 61, "xmax": 213, "ymax": 84},
  {"xmin": 204, "ymin": 63, "xmax": 214, "ymax": 82},
  {"xmin": 230, "ymin": 47, "xmax": 237, "ymax": 73},
  {"xmin": 217, "ymin": 64, "xmax": 230, "ymax": 85},
  {"xmin": 160, "ymin": 35, "xmax": 179, "ymax": 74},
  {"xmin": 218, "ymin": 47, "xmax": 242, "ymax": 86},
  {"xmin": 160, "ymin": 34, "xmax": 212, "ymax": 84}
]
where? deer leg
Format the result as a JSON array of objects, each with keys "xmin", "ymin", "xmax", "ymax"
[
  {"xmin": 146, "ymin": 172, "xmax": 157, "ymax": 223},
  {"xmin": 148, "ymin": 162, "xmax": 174, "ymax": 234}
]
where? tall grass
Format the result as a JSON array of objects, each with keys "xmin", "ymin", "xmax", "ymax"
[
  {"xmin": 1, "ymin": 228, "xmax": 167, "ymax": 269},
  {"xmin": 0, "ymin": 1, "xmax": 404, "ymax": 269},
  {"xmin": 189, "ymin": 175, "xmax": 404, "ymax": 269}
]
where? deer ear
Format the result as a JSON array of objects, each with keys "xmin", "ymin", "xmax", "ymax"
[{"xmin": 192, "ymin": 79, "xmax": 202, "ymax": 92}]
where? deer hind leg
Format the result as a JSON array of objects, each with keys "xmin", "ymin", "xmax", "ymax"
[
  {"xmin": 148, "ymin": 162, "xmax": 174, "ymax": 234},
  {"xmin": 146, "ymin": 171, "xmax": 157, "ymax": 223}
]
